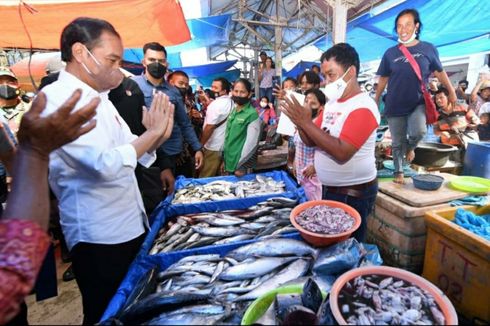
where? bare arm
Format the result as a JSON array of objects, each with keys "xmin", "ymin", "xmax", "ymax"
[
  {"xmin": 434, "ymin": 70, "xmax": 457, "ymax": 106},
  {"xmin": 470, "ymin": 79, "xmax": 485, "ymax": 103},
  {"xmin": 200, "ymin": 124, "xmax": 215, "ymax": 146},
  {"xmin": 3, "ymin": 90, "xmax": 98, "ymax": 229},
  {"xmin": 374, "ymin": 76, "xmax": 388, "ymax": 105},
  {"xmin": 298, "ymin": 128, "xmax": 315, "ymax": 147}
]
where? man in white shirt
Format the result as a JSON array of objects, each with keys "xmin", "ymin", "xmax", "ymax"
[
  {"xmin": 280, "ymin": 43, "xmax": 379, "ymax": 243},
  {"xmin": 41, "ymin": 17, "xmax": 174, "ymax": 325},
  {"xmin": 199, "ymin": 77, "xmax": 234, "ymax": 177}
]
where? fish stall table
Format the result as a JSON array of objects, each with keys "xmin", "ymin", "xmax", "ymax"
[
  {"xmin": 367, "ymin": 173, "xmax": 469, "ymax": 274},
  {"xmin": 100, "ymin": 235, "xmax": 382, "ymax": 325}
]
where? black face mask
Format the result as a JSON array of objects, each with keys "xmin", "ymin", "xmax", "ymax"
[
  {"xmin": 208, "ymin": 92, "xmax": 216, "ymax": 100},
  {"xmin": 176, "ymin": 87, "xmax": 187, "ymax": 97},
  {"xmin": 0, "ymin": 85, "xmax": 20, "ymax": 100},
  {"xmin": 147, "ymin": 62, "xmax": 167, "ymax": 79},
  {"xmin": 232, "ymin": 95, "xmax": 249, "ymax": 106}
]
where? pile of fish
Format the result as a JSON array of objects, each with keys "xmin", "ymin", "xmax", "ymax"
[
  {"xmin": 255, "ymin": 278, "xmax": 334, "ymax": 325},
  {"xmin": 150, "ymin": 197, "xmax": 298, "ymax": 255},
  {"xmin": 117, "ymin": 238, "xmax": 318, "ymax": 325},
  {"xmin": 172, "ymin": 175, "xmax": 286, "ymax": 204},
  {"xmin": 296, "ymin": 205, "xmax": 355, "ymax": 234},
  {"xmin": 338, "ymin": 275, "xmax": 446, "ymax": 325}
]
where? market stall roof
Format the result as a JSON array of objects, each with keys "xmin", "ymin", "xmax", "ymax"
[
  {"xmin": 284, "ymin": 61, "xmax": 320, "ymax": 78},
  {"xmin": 0, "ymin": 0, "xmax": 190, "ymax": 49},
  {"xmin": 205, "ymin": 0, "xmax": 386, "ymax": 60},
  {"xmin": 313, "ymin": 0, "xmax": 490, "ymax": 62}
]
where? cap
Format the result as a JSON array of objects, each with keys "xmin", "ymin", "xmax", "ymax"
[
  {"xmin": 0, "ymin": 66, "xmax": 17, "ymax": 79},
  {"xmin": 480, "ymin": 80, "xmax": 490, "ymax": 91},
  {"xmin": 46, "ymin": 55, "xmax": 65, "ymax": 74}
]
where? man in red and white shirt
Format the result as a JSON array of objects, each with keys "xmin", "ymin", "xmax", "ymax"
[{"xmin": 281, "ymin": 43, "xmax": 379, "ymax": 242}]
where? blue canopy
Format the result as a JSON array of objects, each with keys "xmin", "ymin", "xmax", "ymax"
[
  {"xmin": 314, "ymin": 0, "xmax": 490, "ymax": 62},
  {"xmin": 196, "ymin": 69, "xmax": 241, "ymax": 87},
  {"xmin": 284, "ymin": 61, "xmax": 320, "ymax": 79},
  {"xmin": 123, "ymin": 49, "xmax": 182, "ymax": 68},
  {"xmin": 178, "ymin": 60, "xmax": 237, "ymax": 79},
  {"xmin": 167, "ymin": 14, "xmax": 231, "ymax": 54},
  {"xmin": 123, "ymin": 14, "xmax": 230, "ymax": 67}
]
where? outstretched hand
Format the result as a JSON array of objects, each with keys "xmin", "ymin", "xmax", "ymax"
[{"xmin": 17, "ymin": 89, "xmax": 99, "ymax": 158}]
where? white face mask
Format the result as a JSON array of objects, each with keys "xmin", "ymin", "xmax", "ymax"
[
  {"xmin": 398, "ymin": 30, "xmax": 417, "ymax": 44},
  {"xmin": 259, "ymin": 101, "xmax": 268, "ymax": 108},
  {"xmin": 322, "ymin": 67, "xmax": 351, "ymax": 102}
]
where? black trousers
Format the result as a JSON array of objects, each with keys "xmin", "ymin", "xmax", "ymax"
[{"xmin": 71, "ymin": 233, "xmax": 145, "ymax": 325}]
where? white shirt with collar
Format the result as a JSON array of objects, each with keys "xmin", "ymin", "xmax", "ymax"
[{"xmin": 42, "ymin": 70, "xmax": 154, "ymax": 251}]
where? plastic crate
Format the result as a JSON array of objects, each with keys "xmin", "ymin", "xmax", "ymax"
[{"xmin": 423, "ymin": 205, "xmax": 490, "ymax": 323}]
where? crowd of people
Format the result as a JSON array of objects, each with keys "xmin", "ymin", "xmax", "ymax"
[{"xmin": 0, "ymin": 7, "xmax": 489, "ymax": 325}]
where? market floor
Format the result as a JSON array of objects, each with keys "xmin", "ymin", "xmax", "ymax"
[{"xmin": 26, "ymin": 247, "xmax": 83, "ymax": 325}]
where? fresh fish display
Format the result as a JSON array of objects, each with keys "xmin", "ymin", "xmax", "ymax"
[
  {"xmin": 172, "ymin": 175, "xmax": 287, "ymax": 204},
  {"xmin": 295, "ymin": 205, "xmax": 355, "ymax": 234},
  {"xmin": 119, "ymin": 238, "xmax": 317, "ymax": 325},
  {"xmin": 338, "ymin": 275, "xmax": 446, "ymax": 325},
  {"xmin": 254, "ymin": 278, "xmax": 331, "ymax": 326},
  {"xmin": 150, "ymin": 199, "xmax": 298, "ymax": 255}
]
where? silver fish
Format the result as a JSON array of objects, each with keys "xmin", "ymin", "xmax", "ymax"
[
  {"xmin": 227, "ymin": 238, "xmax": 317, "ymax": 261},
  {"xmin": 234, "ymin": 258, "xmax": 311, "ymax": 301},
  {"xmin": 220, "ymin": 256, "xmax": 297, "ymax": 281}
]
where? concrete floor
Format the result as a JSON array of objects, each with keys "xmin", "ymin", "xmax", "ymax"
[{"xmin": 26, "ymin": 249, "xmax": 83, "ymax": 325}]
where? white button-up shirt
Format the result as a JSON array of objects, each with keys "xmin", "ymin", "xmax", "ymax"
[{"xmin": 42, "ymin": 70, "xmax": 154, "ymax": 251}]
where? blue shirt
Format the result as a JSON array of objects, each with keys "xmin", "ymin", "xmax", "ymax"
[
  {"xmin": 132, "ymin": 74, "xmax": 201, "ymax": 156},
  {"xmin": 377, "ymin": 41, "xmax": 443, "ymax": 117}
]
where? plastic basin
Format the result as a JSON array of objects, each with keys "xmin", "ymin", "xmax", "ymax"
[
  {"xmin": 329, "ymin": 266, "xmax": 458, "ymax": 325},
  {"xmin": 413, "ymin": 142, "xmax": 458, "ymax": 167},
  {"xmin": 412, "ymin": 174, "xmax": 444, "ymax": 191},
  {"xmin": 290, "ymin": 200, "xmax": 361, "ymax": 247},
  {"xmin": 450, "ymin": 176, "xmax": 490, "ymax": 193},
  {"xmin": 241, "ymin": 284, "xmax": 327, "ymax": 325}
]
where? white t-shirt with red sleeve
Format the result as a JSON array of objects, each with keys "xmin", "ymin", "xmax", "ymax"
[{"xmin": 314, "ymin": 92, "xmax": 380, "ymax": 187}]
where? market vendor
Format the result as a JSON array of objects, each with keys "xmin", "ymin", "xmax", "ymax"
[
  {"xmin": 280, "ymin": 43, "xmax": 380, "ymax": 242},
  {"xmin": 434, "ymin": 87, "xmax": 479, "ymax": 147},
  {"xmin": 222, "ymin": 78, "xmax": 261, "ymax": 177}
]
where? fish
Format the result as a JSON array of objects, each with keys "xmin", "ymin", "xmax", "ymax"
[
  {"xmin": 219, "ymin": 256, "xmax": 297, "ymax": 281},
  {"xmin": 120, "ymin": 267, "xmax": 158, "ymax": 313},
  {"xmin": 227, "ymin": 238, "xmax": 317, "ymax": 261},
  {"xmin": 150, "ymin": 200, "xmax": 297, "ymax": 255},
  {"xmin": 171, "ymin": 176, "xmax": 286, "ymax": 204},
  {"xmin": 274, "ymin": 294, "xmax": 303, "ymax": 323},
  {"xmin": 255, "ymin": 300, "xmax": 277, "ymax": 325},
  {"xmin": 234, "ymin": 259, "xmax": 311, "ymax": 301},
  {"xmin": 317, "ymin": 295, "xmax": 335, "ymax": 325},
  {"xmin": 301, "ymin": 278, "xmax": 323, "ymax": 313},
  {"xmin": 118, "ymin": 292, "xmax": 209, "ymax": 324}
]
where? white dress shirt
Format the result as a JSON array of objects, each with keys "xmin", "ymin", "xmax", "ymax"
[{"xmin": 42, "ymin": 70, "xmax": 155, "ymax": 251}]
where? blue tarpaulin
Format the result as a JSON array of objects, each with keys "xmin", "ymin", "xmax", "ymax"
[
  {"xmin": 123, "ymin": 14, "xmax": 230, "ymax": 68},
  {"xmin": 123, "ymin": 49, "xmax": 182, "ymax": 69},
  {"xmin": 314, "ymin": 0, "xmax": 490, "ymax": 62},
  {"xmin": 196, "ymin": 69, "xmax": 241, "ymax": 87},
  {"xmin": 166, "ymin": 14, "xmax": 231, "ymax": 53},
  {"xmin": 284, "ymin": 61, "xmax": 320, "ymax": 79},
  {"xmin": 177, "ymin": 60, "xmax": 237, "ymax": 79},
  {"xmin": 163, "ymin": 171, "xmax": 302, "ymax": 216}
]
